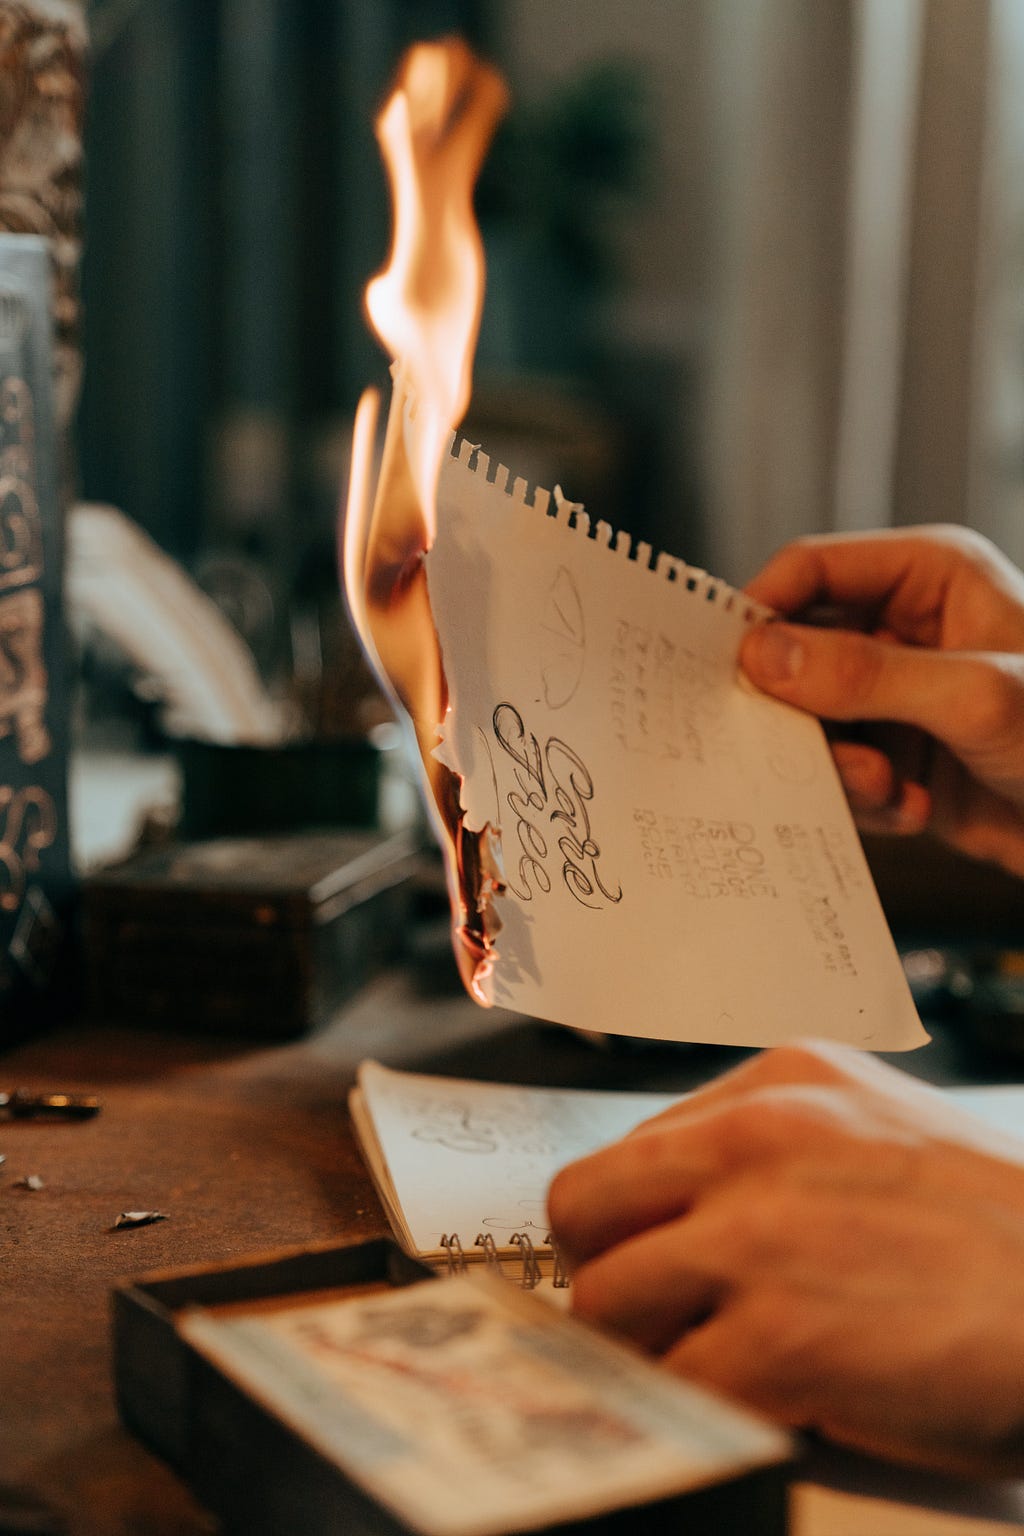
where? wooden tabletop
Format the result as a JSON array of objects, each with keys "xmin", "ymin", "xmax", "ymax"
[{"xmin": 1, "ymin": 961, "xmax": 1022, "ymax": 1536}]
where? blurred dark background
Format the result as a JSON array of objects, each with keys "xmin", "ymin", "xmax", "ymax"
[
  {"xmin": 77, "ymin": 0, "xmax": 684, "ymax": 681},
  {"xmin": 75, "ymin": 0, "xmax": 1024, "ymax": 694}
]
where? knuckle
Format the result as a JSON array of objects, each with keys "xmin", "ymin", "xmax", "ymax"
[
  {"xmin": 784, "ymin": 533, "xmax": 827, "ymax": 569},
  {"xmin": 957, "ymin": 662, "xmax": 1022, "ymax": 745},
  {"xmin": 735, "ymin": 1290, "xmax": 831, "ymax": 1402},
  {"xmin": 703, "ymin": 1096, "xmax": 765, "ymax": 1148},
  {"xmin": 708, "ymin": 1094, "xmax": 801, "ymax": 1163},
  {"xmin": 828, "ymin": 632, "xmax": 885, "ymax": 706},
  {"xmin": 737, "ymin": 1041, "xmax": 855, "ymax": 1097},
  {"xmin": 633, "ymin": 1122, "xmax": 702, "ymax": 1185},
  {"xmin": 667, "ymin": 1286, "xmax": 821, "ymax": 1420},
  {"xmin": 568, "ymin": 1261, "xmax": 603, "ymax": 1318},
  {"xmin": 545, "ymin": 1162, "xmax": 587, "ymax": 1236},
  {"xmin": 934, "ymin": 523, "xmax": 1005, "ymax": 573},
  {"xmin": 770, "ymin": 533, "xmax": 818, "ymax": 563},
  {"xmin": 767, "ymin": 1039, "xmax": 845, "ymax": 1080},
  {"xmin": 722, "ymin": 1183, "xmax": 806, "ymax": 1259}
]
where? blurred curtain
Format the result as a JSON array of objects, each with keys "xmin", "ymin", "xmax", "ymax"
[
  {"xmin": 79, "ymin": 0, "xmax": 488, "ymax": 563},
  {"xmin": 702, "ymin": 0, "xmax": 1024, "ymax": 583}
]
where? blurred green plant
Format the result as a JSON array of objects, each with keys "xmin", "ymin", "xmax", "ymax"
[{"xmin": 476, "ymin": 58, "xmax": 651, "ymax": 292}]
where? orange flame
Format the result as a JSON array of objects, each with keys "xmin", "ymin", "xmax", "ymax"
[{"xmin": 342, "ymin": 39, "xmax": 509, "ymax": 1002}]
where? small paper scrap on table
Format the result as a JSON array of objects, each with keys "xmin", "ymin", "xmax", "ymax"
[{"xmin": 425, "ymin": 434, "xmax": 927, "ymax": 1051}]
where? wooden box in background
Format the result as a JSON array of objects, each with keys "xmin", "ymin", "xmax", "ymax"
[{"xmin": 82, "ymin": 828, "xmax": 420, "ymax": 1037}]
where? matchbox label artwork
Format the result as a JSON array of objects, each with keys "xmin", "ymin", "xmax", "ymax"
[{"xmin": 181, "ymin": 1273, "xmax": 789, "ymax": 1536}]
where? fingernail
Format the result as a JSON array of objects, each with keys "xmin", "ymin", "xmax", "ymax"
[
  {"xmin": 746, "ymin": 624, "xmax": 804, "ymax": 683},
  {"xmin": 894, "ymin": 784, "xmax": 931, "ymax": 833}
]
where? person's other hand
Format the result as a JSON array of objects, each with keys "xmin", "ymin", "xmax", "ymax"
[
  {"xmin": 738, "ymin": 526, "xmax": 1024, "ymax": 875},
  {"xmin": 547, "ymin": 1041, "xmax": 1024, "ymax": 1476}
]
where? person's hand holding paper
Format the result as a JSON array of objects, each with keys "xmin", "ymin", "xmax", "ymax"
[{"xmin": 741, "ymin": 525, "xmax": 1024, "ymax": 875}]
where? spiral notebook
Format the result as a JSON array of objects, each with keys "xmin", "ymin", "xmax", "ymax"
[
  {"xmin": 350, "ymin": 1059, "xmax": 1024, "ymax": 1293},
  {"xmin": 349, "ymin": 1059, "xmax": 678, "ymax": 1292},
  {"xmin": 425, "ymin": 434, "xmax": 927, "ymax": 1051}
]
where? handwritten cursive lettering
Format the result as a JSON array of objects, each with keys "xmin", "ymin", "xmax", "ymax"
[{"xmin": 492, "ymin": 703, "xmax": 622, "ymax": 909}]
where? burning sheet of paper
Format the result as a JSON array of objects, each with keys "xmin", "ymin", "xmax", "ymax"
[
  {"xmin": 342, "ymin": 40, "xmax": 925, "ymax": 1050},
  {"xmin": 342, "ymin": 40, "xmax": 508, "ymax": 1006}
]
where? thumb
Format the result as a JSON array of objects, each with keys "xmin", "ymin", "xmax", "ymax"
[{"xmin": 739, "ymin": 622, "xmax": 1024, "ymax": 758}]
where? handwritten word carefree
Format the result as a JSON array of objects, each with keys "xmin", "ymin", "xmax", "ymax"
[{"xmin": 491, "ymin": 702, "xmax": 622, "ymax": 911}]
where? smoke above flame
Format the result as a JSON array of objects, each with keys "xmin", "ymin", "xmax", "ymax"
[{"xmin": 341, "ymin": 39, "xmax": 509, "ymax": 1003}]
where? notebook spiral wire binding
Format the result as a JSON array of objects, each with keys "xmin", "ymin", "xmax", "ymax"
[
  {"xmin": 546, "ymin": 1232, "xmax": 569, "ymax": 1288},
  {"xmin": 511, "ymin": 1231, "xmax": 542, "ymax": 1289},
  {"xmin": 443, "ymin": 428, "xmax": 772, "ymax": 629},
  {"xmin": 439, "ymin": 1232, "xmax": 465, "ymax": 1272},
  {"xmin": 439, "ymin": 1231, "xmax": 570, "ymax": 1290}
]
